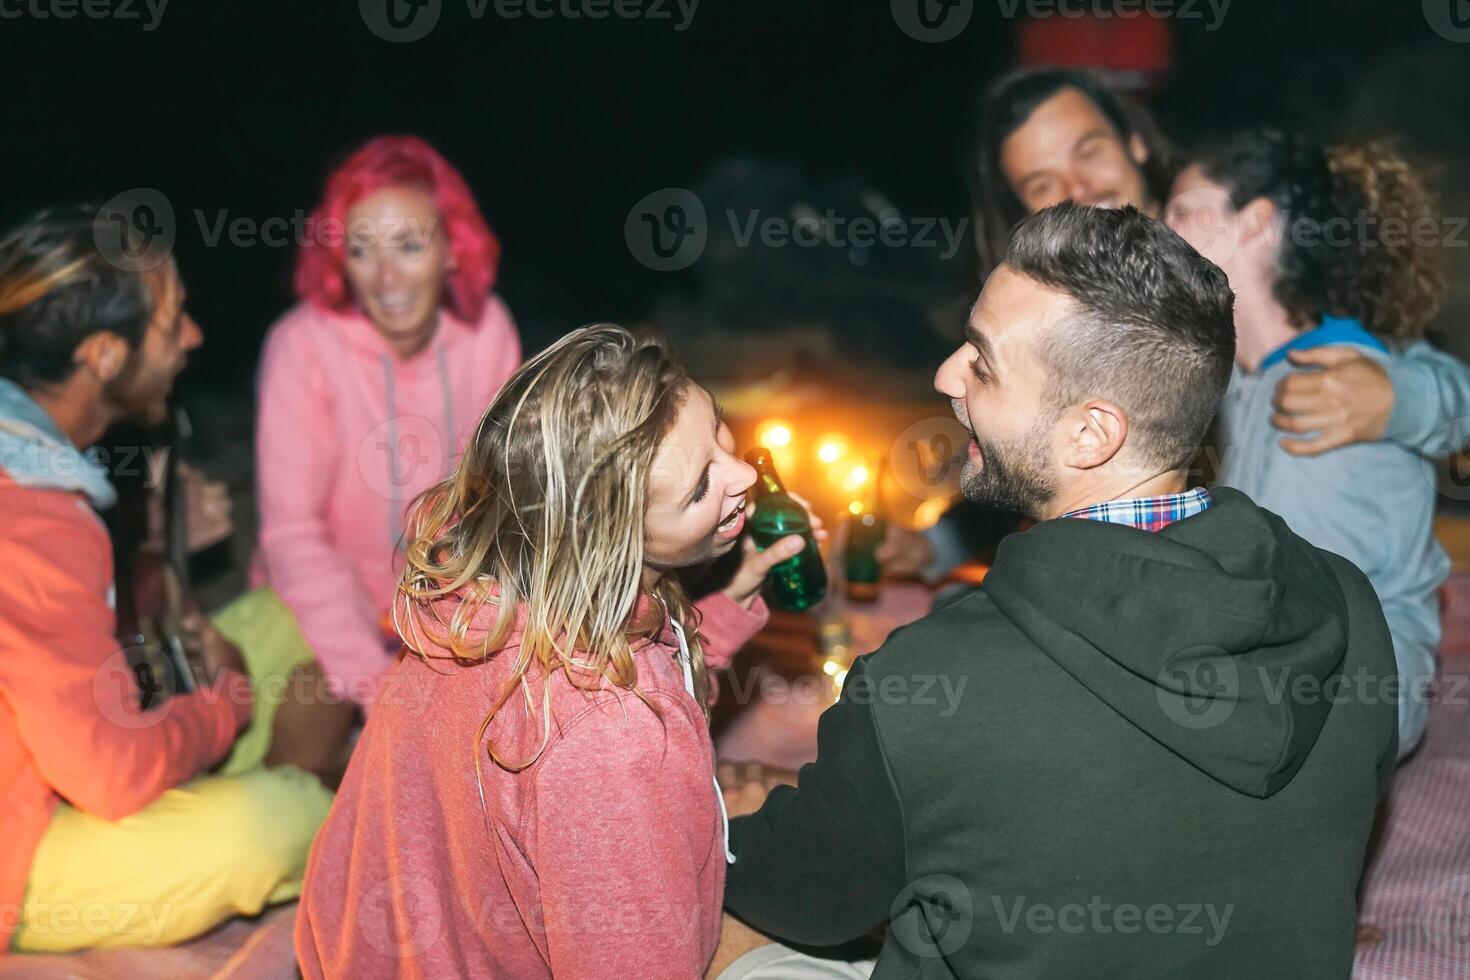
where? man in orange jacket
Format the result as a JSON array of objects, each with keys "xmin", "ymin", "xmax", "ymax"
[{"xmin": 0, "ymin": 206, "xmax": 333, "ymax": 954}]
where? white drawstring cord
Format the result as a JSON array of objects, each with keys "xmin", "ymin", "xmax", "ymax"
[{"xmin": 668, "ymin": 616, "xmax": 736, "ymax": 864}]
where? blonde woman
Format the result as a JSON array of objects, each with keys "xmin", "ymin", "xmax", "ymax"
[{"xmin": 295, "ymin": 325, "xmax": 813, "ymax": 978}]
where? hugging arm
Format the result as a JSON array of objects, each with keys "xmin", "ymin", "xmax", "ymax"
[{"xmin": 1274, "ymin": 342, "xmax": 1470, "ymax": 457}]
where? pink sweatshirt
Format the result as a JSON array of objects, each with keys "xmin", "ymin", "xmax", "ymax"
[
  {"xmin": 251, "ymin": 299, "xmax": 521, "ymax": 705},
  {"xmin": 295, "ymin": 589, "xmax": 768, "ymax": 979}
]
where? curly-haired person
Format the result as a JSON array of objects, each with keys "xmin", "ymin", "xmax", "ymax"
[{"xmin": 1167, "ymin": 130, "xmax": 1451, "ymax": 757}]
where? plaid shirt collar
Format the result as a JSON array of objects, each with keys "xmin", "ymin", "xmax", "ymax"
[{"xmin": 1059, "ymin": 487, "xmax": 1212, "ymax": 534}]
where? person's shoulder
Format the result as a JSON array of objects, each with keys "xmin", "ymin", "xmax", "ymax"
[
  {"xmin": 0, "ymin": 477, "xmax": 104, "ymax": 538},
  {"xmin": 862, "ymin": 586, "xmax": 1011, "ymax": 675},
  {"xmin": 258, "ymin": 302, "xmax": 352, "ymax": 395},
  {"xmin": 0, "ymin": 481, "xmax": 109, "ymax": 590},
  {"xmin": 531, "ymin": 665, "xmax": 707, "ymax": 784},
  {"xmin": 1314, "ymin": 547, "xmax": 1382, "ymax": 615},
  {"xmin": 476, "ymin": 292, "xmax": 515, "ymax": 330},
  {"xmin": 259, "ymin": 301, "xmax": 329, "ymax": 366}
]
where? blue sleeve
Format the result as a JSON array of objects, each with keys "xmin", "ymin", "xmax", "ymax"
[{"xmin": 1383, "ymin": 340, "xmax": 1470, "ymax": 456}]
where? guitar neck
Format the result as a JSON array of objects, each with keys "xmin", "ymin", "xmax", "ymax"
[{"xmin": 164, "ymin": 405, "xmax": 193, "ymax": 601}]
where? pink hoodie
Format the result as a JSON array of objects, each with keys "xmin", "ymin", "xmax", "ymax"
[
  {"xmin": 295, "ymin": 589, "xmax": 768, "ymax": 979},
  {"xmin": 252, "ymin": 298, "xmax": 521, "ymax": 705}
]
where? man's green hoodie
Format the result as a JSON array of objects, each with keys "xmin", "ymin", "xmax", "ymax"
[{"xmin": 725, "ymin": 488, "xmax": 1398, "ymax": 979}]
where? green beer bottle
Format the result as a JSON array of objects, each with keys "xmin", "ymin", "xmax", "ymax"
[
  {"xmin": 844, "ymin": 453, "xmax": 887, "ymax": 603},
  {"xmin": 744, "ymin": 448, "xmax": 828, "ymax": 611}
]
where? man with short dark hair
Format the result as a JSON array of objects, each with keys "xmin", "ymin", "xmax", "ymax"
[{"xmin": 723, "ymin": 203, "xmax": 1397, "ymax": 978}]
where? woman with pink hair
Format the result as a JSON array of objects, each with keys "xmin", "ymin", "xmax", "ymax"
[{"xmin": 251, "ymin": 135, "xmax": 522, "ymax": 722}]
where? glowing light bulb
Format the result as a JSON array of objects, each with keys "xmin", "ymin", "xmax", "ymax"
[
  {"xmin": 841, "ymin": 465, "xmax": 870, "ymax": 493},
  {"xmin": 756, "ymin": 420, "xmax": 793, "ymax": 449},
  {"xmin": 822, "ymin": 658, "xmax": 840, "ymax": 676},
  {"xmin": 847, "ymin": 500, "xmax": 863, "ymax": 515},
  {"xmin": 816, "ymin": 434, "xmax": 849, "ymax": 464},
  {"xmin": 913, "ymin": 496, "xmax": 950, "ymax": 529}
]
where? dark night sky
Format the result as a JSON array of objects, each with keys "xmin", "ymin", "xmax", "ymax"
[{"xmin": 0, "ymin": 0, "xmax": 1451, "ymax": 398}]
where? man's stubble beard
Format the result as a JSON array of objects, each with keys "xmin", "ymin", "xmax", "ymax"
[{"xmin": 958, "ymin": 416, "xmax": 1058, "ymax": 520}]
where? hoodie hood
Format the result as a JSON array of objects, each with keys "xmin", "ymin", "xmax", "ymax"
[
  {"xmin": 983, "ymin": 487, "xmax": 1348, "ymax": 799},
  {"xmin": 0, "ymin": 379, "xmax": 116, "ymax": 509}
]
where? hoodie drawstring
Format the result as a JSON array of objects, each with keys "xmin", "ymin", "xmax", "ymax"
[
  {"xmin": 436, "ymin": 344, "xmax": 454, "ymax": 478},
  {"xmin": 669, "ymin": 616, "xmax": 736, "ymax": 864},
  {"xmin": 382, "ymin": 345, "xmax": 457, "ymax": 549},
  {"xmin": 383, "ymin": 355, "xmax": 400, "ymax": 548}
]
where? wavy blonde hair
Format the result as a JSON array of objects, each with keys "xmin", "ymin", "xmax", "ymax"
[{"xmin": 395, "ymin": 324, "xmax": 708, "ymax": 774}]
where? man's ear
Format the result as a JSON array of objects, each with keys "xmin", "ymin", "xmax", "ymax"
[
  {"xmin": 1063, "ymin": 399, "xmax": 1127, "ymax": 471},
  {"xmin": 1128, "ymin": 132, "xmax": 1149, "ymax": 168},
  {"xmin": 1237, "ymin": 197, "xmax": 1279, "ymax": 248},
  {"xmin": 73, "ymin": 331, "xmax": 131, "ymax": 385}
]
